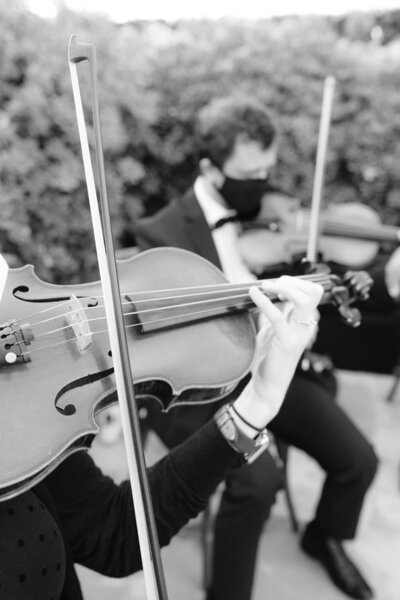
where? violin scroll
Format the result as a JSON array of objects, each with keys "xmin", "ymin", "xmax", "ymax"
[
  {"xmin": 296, "ymin": 260, "xmax": 373, "ymax": 328},
  {"xmin": 342, "ymin": 270, "xmax": 373, "ymax": 302},
  {"xmin": 324, "ymin": 269, "xmax": 373, "ymax": 328}
]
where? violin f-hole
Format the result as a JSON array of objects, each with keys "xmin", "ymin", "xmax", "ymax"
[
  {"xmin": 13, "ymin": 284, "xmax": 99, "ymax": 306},
  {"xmin": 54, "ymin": 368, "xmax": 114, "ymax": 416}
]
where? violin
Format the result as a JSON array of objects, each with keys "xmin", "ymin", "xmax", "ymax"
[
  {"xmin": 0, "ymin": 247, "xmax": 369, "ymax": 501},
  {"xmin": 238, "ymin": 192, "xmax": 400, "ymax": 274}
]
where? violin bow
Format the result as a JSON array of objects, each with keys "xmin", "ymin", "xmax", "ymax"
[
  {"xmin": 307, "ymin": 76, "xmax": 336, "ymax": 264},
  {"xmin": 0, "ymin": 254, "xmax": 8, "ymax": 302},
  {"xmin": 68, "ymin": 36, "xmax": 169, "ymax": 600}
]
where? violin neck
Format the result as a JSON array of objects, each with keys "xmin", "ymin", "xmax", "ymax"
[
  {"xmin": 206, "ymin": 273, "xmax": 333, "ymax": 304},
  {"xmin": 134, "ymin": 274, "xmax": 333, "ymax": 334},
  {"xmin": 242, "ymin": 216, "xmax": 400, "ymax": 244},
  {"xmin": 321, "ymin": 218, "xmax": 400, "ymax": 243},
  {"xmin": 241, "ymin": 219, "xmax": 278, "ymax": 231}
]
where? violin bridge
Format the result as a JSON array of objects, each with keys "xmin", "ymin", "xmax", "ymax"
[{"xmin": 66, "ymin": 294, "xmax": 92, "ymax": 353}]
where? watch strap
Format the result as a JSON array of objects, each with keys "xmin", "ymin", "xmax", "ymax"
[{"xmin": 214, "ymin": 403, "xmax": 269, "ymax": 464}]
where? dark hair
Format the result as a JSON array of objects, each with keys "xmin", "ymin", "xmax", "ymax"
[{"xmin": 195, "ymin": 95, "xmax": 276, "ymax": 168}]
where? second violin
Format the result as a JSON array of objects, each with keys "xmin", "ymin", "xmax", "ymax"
[{"xmin": 239, "ymin": 192, "xmax": 400, "ymax": 274}]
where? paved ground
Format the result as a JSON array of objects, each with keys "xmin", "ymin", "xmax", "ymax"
[{"xmin": 77, "ymin": 370, "xmax": 400, "ymax": 600}]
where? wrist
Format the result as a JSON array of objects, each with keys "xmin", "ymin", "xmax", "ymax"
[
  {"xmin": 233, "ymin": 381, "xmax": 286, "ymax": 430},
  {"xmin": 214, "ymin": 403, "xmax": 270, "ymax": 464},
  {"xmin": 230, "ymin": 403, "xmax": 264, "ymax": 436}
]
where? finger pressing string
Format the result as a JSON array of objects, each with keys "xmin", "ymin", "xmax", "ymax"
[
  {"xmin": 261, "ymin": 276, "xmax": 323, "ymax": 309},
  {"xmin": 249, "ymin": 286, "xmax": 288, "ymax": 340},
  {"xmin": 276, "ymin": 275, "xmax": 324, "ymax": 299}
]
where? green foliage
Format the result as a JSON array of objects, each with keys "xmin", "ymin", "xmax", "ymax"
[{"xmin": 1, "ymin": 3, "xmax": 400, "ymax": 282}]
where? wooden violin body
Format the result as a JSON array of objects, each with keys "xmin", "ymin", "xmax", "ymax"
[
  {"xmin": 0, "ymin": 248, "xmax": 255, "ymax": 500},
  {"xmin": 239, "ymin": 193, "xmax": 400, "ymax": 274}
]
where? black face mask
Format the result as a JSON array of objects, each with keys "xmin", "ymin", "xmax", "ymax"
[{"xmin": 219, "ymin": 176, "xmax": 268, "ymax": 220}]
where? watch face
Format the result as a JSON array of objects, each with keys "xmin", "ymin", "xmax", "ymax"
[
  {"xmin": 221, "ymin": 419, "xmax": 237, "ymax": 442},
  {"xmin": 214, "ymin": 405, "xmax": 269, "ymax": 465},
  {"xmin": 255, "ymin": 431, "xmax": 270, "ymax": 447}
]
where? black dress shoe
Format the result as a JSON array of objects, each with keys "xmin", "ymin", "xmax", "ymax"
[{"xmin": 300, "ymin": 524, "xmax": 374, "ymax": 600}]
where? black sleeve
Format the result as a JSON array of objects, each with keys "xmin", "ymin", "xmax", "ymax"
[{"xmin": 45, "ymin": 420, "xmax": 240, "ymax": 577}]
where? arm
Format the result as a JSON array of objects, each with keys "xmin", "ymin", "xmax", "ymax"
[
  {"xmin": 45, "ymin": 423, "xmax": 238, "ymax": 578},
  {"xmin": 213, "ymin": 221, "xmax": 258, "ymax": 283},
  {"xmin": 46, "ymin": 276, "xmax": 322, "ymax": 577}
]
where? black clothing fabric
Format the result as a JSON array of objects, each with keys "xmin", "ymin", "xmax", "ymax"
[
  {"xmin": 254, "ymin": 252, "xmax": 400, "ymax": 375},
  {"xmin": 0, "ymin": 420, "xmax": 241, "ymax": 600},
  {"xmin": 133, "ymin": 188, "xmax": 222, "ymax": 268},
  {"xmin": 315, "ymin": 256, "xmax": 400, "ymax": 374},
  {"xmin": 133, "ymin": 189, "xmax": 379, "ymax": 600},
  {"xmin": 0, "ymin": 489, "xmax": 66, "ymax": 600},
  {"xmin": 301, "ymin": 522, "xmax": 374, "ymax": 600}
]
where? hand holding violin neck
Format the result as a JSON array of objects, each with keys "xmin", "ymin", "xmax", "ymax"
[
  {"xmin": 255, "ymin": 270, "xmax": 371, "ymax": 329},
  {"xmin": 234, "ymin": 277, "xmax": 323, "ymax": 429}
]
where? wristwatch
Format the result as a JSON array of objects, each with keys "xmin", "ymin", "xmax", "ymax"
[{"xmin": 214, "ymin": 403, "xmax": 270, "ymax": 464}]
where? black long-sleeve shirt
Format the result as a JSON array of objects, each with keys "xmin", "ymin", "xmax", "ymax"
[{"xmin": 1, "ymin": 420, "xmax": 240, "ymax": 599}]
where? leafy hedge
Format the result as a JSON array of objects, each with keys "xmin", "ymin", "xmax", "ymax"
[{"xmin": 1, "ymin": 2, "xmax": 400, "ymax": 283}]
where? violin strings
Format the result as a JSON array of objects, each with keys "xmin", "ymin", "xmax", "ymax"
[
  {"xmin": 20, "ymin": 282, "xmax": 261, "ymax": 332},
  {"xmin": 33, "ymin": 286, "xmax": 268, "ymax": 340},
  {"xmin": 21, "ymin": 271, "xmax": 334, "ymax": 358},
  {"xmin": 11, "ymin": 279, "xmax": 263, "ymax": 326},
  {"xmin": 12, "ymin": 272, "xmax": 330, "ymax": 330},
  {"xmin": 23, "ymin": 298, "xmax": 260, "ymax": 359},
  {"xmin": 321, "ymin": 218, "xmax": 400, "ymax": 240},
  {"xmin": 33, "ymin": 293, "xmax": 251, "ymax": 339},
  {"xmin": 244, "ymin": 216, "xmax": 400, "ymax": 244},
  {"xmin": 22, "ymin": 275, "xmax": 331, "ymax": 357},
  {"xmin": 29, "ymin": 272, "xmax": 332, "ymax": 342},
  {"xmin": 254, "ymin": 215, "xmax": 399, "ymax": 237},
  {"xmin": 11, "ymin": 298, "xmax": 74, "ymax": 325}
]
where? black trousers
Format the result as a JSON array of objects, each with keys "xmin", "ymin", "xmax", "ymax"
[
  {"xmin": 315, "ymin": 308, "xmax": 400, "ymax": 374},
  {"xmin": 145, "ymin": 370, "xmax": 378, "ymax": 600}
]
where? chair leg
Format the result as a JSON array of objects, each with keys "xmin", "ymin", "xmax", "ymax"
[
  {"xmin": 201, "ymin": 502, "xmax": 214, "ymax": 591},
  {"xmin": 386, "ymin": 369, "xmax": 400, "ymax": 402},
  {"xmin": 282, "ymin": 466, "xmax": 300, "ymax": 533},
  {"xmin": 274, "ymin": 438, "xmax": 300, "ymax": 533}
]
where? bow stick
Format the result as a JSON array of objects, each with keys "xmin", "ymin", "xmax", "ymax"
[
  {"xmin": 307, "ymin": 76, "xmax": 336, "ymax": 264},
  {"xmin": 68, "ymin": 35, "xmax": 168, "ymax": 600}
]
